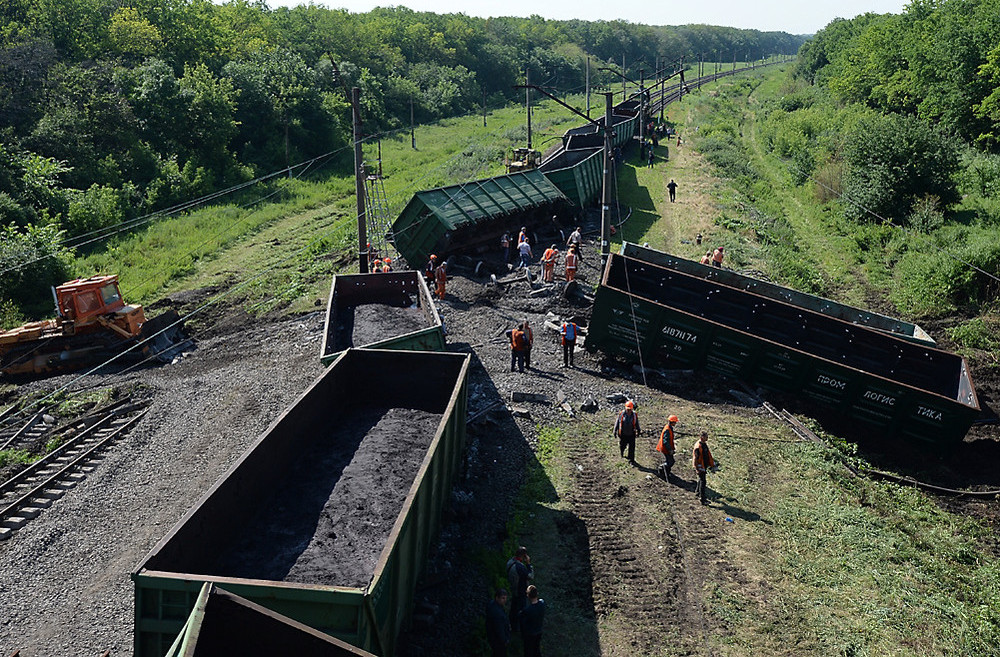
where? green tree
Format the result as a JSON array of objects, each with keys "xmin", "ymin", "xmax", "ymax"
[{"xmin": 842, "ymin": 113, "xmax": 959, "ymax": 224}]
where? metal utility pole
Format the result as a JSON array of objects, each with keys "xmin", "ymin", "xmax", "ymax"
[
  {"xmin": 352, "ymin": 87, "xmax": 368, "ymax": 274},
  {"xmin": 410, "ymin": 98, "xmax": 415, "ymax": 149},
  {"xmin": 526, "ymin": 68, "xmax": 532, "ymax": 149},
  {"xmin": 601, "ymin": 92, "xmax": 614, "ymax": 267},
  {"xmin": 638, "ymin": 68, "xmax": 645, "ymax": 148},
  {"xmin": 622, "ymin": 53, "xmax": 627, "ymax": 101},
  {"xmin": 586, "ymin": 56, "xmax": 591, "ymax": 119}
]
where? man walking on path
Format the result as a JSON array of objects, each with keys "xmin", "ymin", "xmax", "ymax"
[
  {"xmin": 506, "ymin": 547, "xmax": 534, "ymax": 631},
  {"xmin": 519, "ymin": 585, "xmax": 546, "ymax": 657},
  {"xmin": 614, "ymin": 400, "xmax": 640, "ymax": 464},
  {"xmin": 693, "ymin": 431, "xmax": 716, "ymax": 505},
  {"xmin": 657, "ymin": 415, "xmax": 678, "ymax": 480},
  {"xmin": 667, "ymin": 179, "xmax": 678, "ymax": 202},
  {"xmin": 485, "ymin": 588, "xmax": 511, "ymax": 657},
  {"xmin": 559, "ymin": 319, "xmax": 578, "ymax": 368},
  {"xmin": 647, "ymin": 146, "xmax": 655, "ymax": 168}
]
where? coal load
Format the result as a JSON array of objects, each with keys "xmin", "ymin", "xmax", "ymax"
[{"xmin": 213, "ymin": 405, "xmax": 442, "ymax": 588}]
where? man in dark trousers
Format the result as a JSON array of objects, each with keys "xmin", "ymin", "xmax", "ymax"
[
  {"xmin": 559, "ymin": 319, "xmax": 578, "ymax": 368},
  {"xmin": 667, "ymin": 179, "xmax": 678, "ymax": 202},
  {"xmin": 510, "ymin": 324, "xmax": 529, "ymax": 373},
  {"xmin": 519, "ymin": 585, "xmax": 546, "ymax": 657},
  {"xmin": 485, "ymin": 588, "xmax": 511, "ymax": 657},
  {"xmin": 692, "ymin": 431, "xmax": 716, "ymax": 505},
  {"xmin": 614, "ymin": 400, "xmax": 640, "ymax": 464},
  {"xmin": 657, "ymin": 414, "xmax": 678, "ymax": 480},
  {"xmin": 506, "ymin": 546, "xmax": 533, "ymax": 631}
]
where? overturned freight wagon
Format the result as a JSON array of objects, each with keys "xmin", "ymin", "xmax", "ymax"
[
  {"xmin": 621, "ymin": 243, "xmax": 935, "ymax": 345},
  {"xmin": 390, "ymin": 169, "xmax": 569, "ymax": 267},
  {"xmin": 320, "ymin": 271, "xmax": 444, "ymax": 365},
  {"xmin": 133, "ymin": 348, "xmax": 471, "ymax": 657},
  {"xmin": 587, "ymin": 253, "xmax": 980, "ymax": 443},
  {"xmin": 166, "ymin": 583, "xmax": 376, "ymax": 656}
]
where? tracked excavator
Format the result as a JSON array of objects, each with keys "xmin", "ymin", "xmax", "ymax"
[{"xmin": 0, "ymin": 275, "xmax": 185, "ymax": 378}]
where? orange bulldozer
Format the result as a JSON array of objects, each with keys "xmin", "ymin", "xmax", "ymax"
[{"xmin": 0, "ymin": 275, "xmax": 185, "ymax": 378}]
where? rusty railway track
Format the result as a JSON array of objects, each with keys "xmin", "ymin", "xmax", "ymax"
[{"xmin": 0, "ymin": 403, "xmax": 148, "ymax": 541}]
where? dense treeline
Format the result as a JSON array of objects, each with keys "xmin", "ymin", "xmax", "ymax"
[
  {"xmin": 752, "ymin": 0, "xmax": 1000, "ymax": 316},
  {"xmin": 0, "ymin": 0, "xmax": 802, "ymax": 317}
]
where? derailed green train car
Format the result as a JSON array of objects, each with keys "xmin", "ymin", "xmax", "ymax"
[
  {"xmin": 587, "ymin": 253, "xmax": 980, "ymax": 443},
  {"xmin": 133, "ymin": 349, "xmax": 470, "ymax": 656},
  {"xmin": 621, "ymin": 243, "xmax": 935, "ymax": 345},
  {"xmin": 320, "ymin": 271, "xmax": 444, "ymax": 365}
]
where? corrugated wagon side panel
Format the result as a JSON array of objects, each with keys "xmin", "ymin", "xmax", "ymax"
[{"xmin": 367, "ymin": 358, "xmax": 469, "ymax": 655}]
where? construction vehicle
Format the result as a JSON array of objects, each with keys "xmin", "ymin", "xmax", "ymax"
[
  {"xmin": 506, "ymin": 147, "xmax": 540, "ymax": 173},
  {"xmin": 0, "ymin": 275, "xmax": 184, "ymax": 378}
]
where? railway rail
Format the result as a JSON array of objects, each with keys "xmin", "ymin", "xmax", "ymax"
[{"xmin": 0, "ymin": 402, "xmax": 148, "ymax": 540}]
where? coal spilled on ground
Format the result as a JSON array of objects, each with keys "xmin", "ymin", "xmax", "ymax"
[
  {"xmin": 213, "ymin": 406, "xmax": 442, "ymax": 588},
  {"xmin": 334, "ymin": 300, "xmax": 427, "ymax": 350}
]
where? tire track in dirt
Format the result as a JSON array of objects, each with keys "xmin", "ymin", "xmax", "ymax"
[{"xmin": 563, "ymin": 433, "xmax": 704, "ymax": 654}]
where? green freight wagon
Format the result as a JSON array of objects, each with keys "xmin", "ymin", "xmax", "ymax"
[
  {"xmin": 165, "ymin": 583, "xmax": 376, "ymax": 656},
  {"xmin": 587, "ymin": 253, "xmax": 980, "ymax": 443},
  {"xmin": 390, "ymin": 170, "xmax": 569, "ymax": 267},
  {"xmin": 540, "ymin": 148, "xmax": 603, "ymax": 208},
  {"xmin": 621, "ymin": 242, "xmax": 935, "ymax": 345},
  {"xmin": 320, "ymin": 271, "xmax": 445, "ymax": 365},
  {"xmin": 133, "ymin": 348, "xmax": 471, "ymax": 656}
]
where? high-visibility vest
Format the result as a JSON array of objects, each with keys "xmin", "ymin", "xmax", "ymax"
[
  {"xmin": 565, "ymin": 253, "xmax": 577, "ymax": 270},
  {"xmin": 518, "ymin": 231, "xmax": 528, "ymax": 244},
  {"xmin": 693, "ymin": 441, "xmax": 715, "ymax": 471},
  {"xmin": 511, "ymin": 329, "xmax": 527, "ymax": 350},
  {"xmin": 615, "ymin": 411, "xmax": 638, "ymax": 437},
  {"xmin": 657, "ymin": 424, "xmax": 675, "ymax": 454},
  {"xmin": 435, "ymin": 265, "xmax": 446, "ymax": 283},
  {"xmin": 561, "ymin": 322, "xmax": 577, "ymax": 342},
  {"xmin": 543, "ymin": 248, "xmax": 557, "ymax": 264}
]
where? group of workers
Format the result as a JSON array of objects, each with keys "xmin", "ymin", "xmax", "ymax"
[
  {"xmin": 423, "ymin": 254, "xmax": 448, "ymax": 300},
  {"xmin": 700, "ymin": 245, "xmax": 725, "ymax": 268},
  {"xmin": 614, "ymin": 401, "xmax": 717, "ymax": 505},
  {"xmin": 502, "ymin": 226, "xmax": 581, "ymax": 283},
  {"xmin": 486, "ymin": 546, "xmax": 545, "ymax": 657},
  {"xmin": 508, "ymin": 316, "xmax": 579, "ymax": 372}
]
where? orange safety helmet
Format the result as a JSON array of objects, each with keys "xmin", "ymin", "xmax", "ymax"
[
  {"xmin": 625, "ymin": 400, "xmax": 635, "ymax": 410},
  {"xmin": 384, "ymin": 257, "xmax": 392, "ymax": 264},
  {"xmin": 430, "ymin": 254, "xmax": 438, "ymax": 261},
  {"xmin": 668, "ymin": 415, "xmax": 679, "ymax": 423}
]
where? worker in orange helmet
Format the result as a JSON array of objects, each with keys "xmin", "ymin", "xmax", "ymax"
[
  {"xmin": 425, "ymin": 254, "xmax": 438, "ymax": 285},
  {"xmin": 692, "ymin": 431, "xmax": 717, "ymax": 505},
  {"xmin": 372, "ymin": 258, "xmax": 383, "ymax": 274},
  {"xmin": 564, "ymin": 245, "xmax": 578, "ymax": 282},
  {"xmin": 614, "ymin": 400, "xmax": 641, "ymax": 464},
  {"xmin": 541, "ymin": 244, "xmax": 558, "ymax": 283},
  {"xmin": 712, "ymin": 246, "xmax": 724, "ymax": 268},
  {"xmin": 382, "ymin": 257, "xmax": 392, "ymax": 273},
  {"xmin": 434, "ymin": 259, "xmax": 447, "ymax": 300},
  {"xmin": 657, "ymin": 415, "xmax": 679, "ymax": 480}
]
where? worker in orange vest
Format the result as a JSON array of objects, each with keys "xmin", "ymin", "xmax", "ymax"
[
  {"xmin": 425, "ymin": 254, "xmax": 438, "ymax": 285},
  {"xmin": 700, "ymin": 251, "xmax": 712, "ymax": 266},
  {"xmin": 541, "ymin": 245, "xmax": 558, "ymax": 283},
  {"xmin": 434, "ymin": 260, "xmax": 447, "ymax": 299},
  {"xmin": 657, "ymin": 415, "xmax": 678, "ymax": 480},
  {"xmin": 692, "ymin": 431, "xmax": 716, "ymax": 505},
  {"xmin": 614, "ymin": 400, "xmax": 641, "ymax": 464},
  {"xmin": 712, "ymin": 246, "xmax": 724, "ymax": 268},
  {"xmin": 565, "ymin": 245, "xmax": 578, "ymax": 282},
  {"xmin": 382, "ymin": 257, "xmax": 393, "ymax": 272},
  {"xmin": 510, "ymin": 322, "xmax": 529, "ymax": 373}
]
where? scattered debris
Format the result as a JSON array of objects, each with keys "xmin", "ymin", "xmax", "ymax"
[
  {"xmin": 606, "ymin": 393, "xmax": 628, "ymax": 404},
  {"xmin": 581, "ymin": 399, "xmax": 599, "ymax": 413},
  {"xmin": 509, "ymin": 406, "xmax": 531, "ymax": 418}
]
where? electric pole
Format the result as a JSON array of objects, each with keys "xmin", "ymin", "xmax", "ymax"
[
  {"xmin": 601, "ymin": 92, "xmax": 614, "ymax": 268},
  {"xmin": 352, "ymin": 87, "xmax": 368, "ymax": 274}
]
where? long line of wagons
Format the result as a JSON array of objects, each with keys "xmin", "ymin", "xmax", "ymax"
[{"xmin": 132, "ymin": 62, "xmax": 983, "ymax": 656}]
